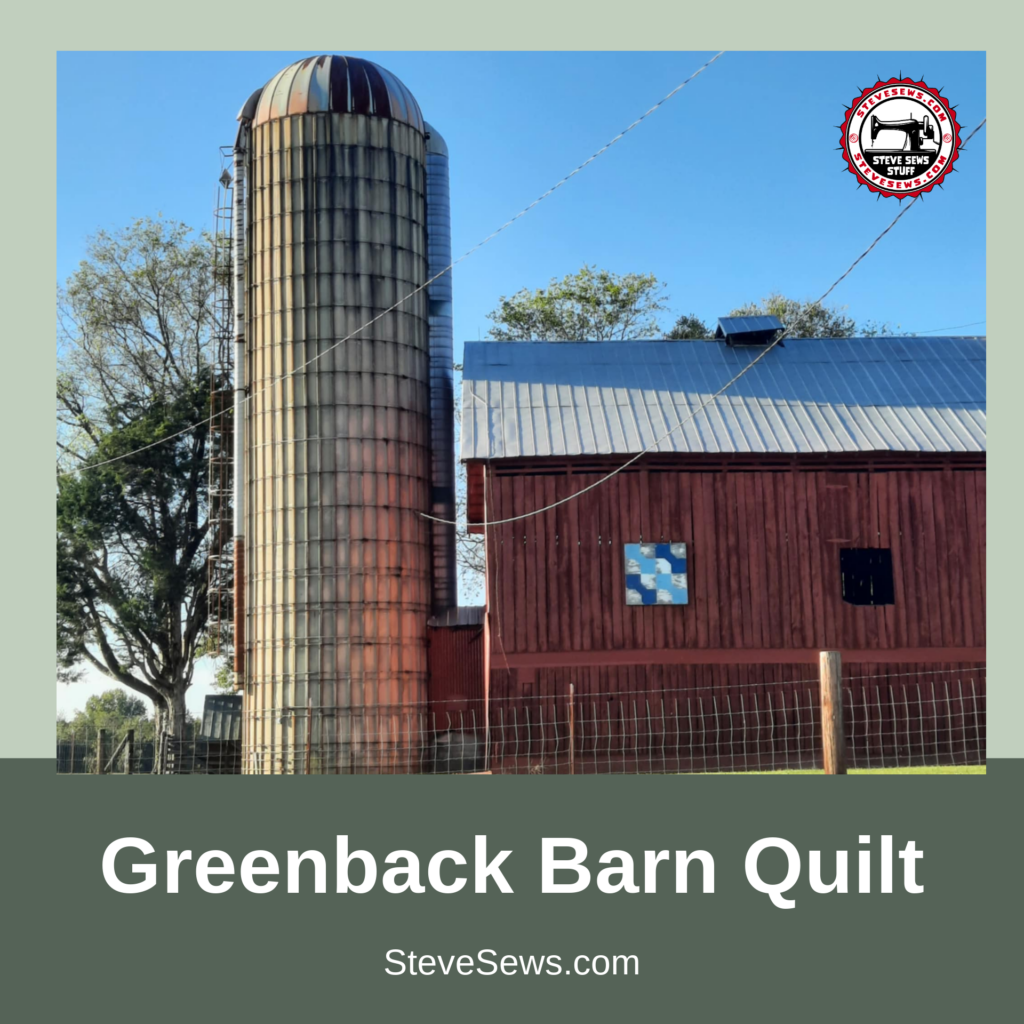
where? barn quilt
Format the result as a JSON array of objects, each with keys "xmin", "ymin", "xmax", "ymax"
[{"xmin": 624, "ymin": 543, "xmax": 688, "ymax": 605}]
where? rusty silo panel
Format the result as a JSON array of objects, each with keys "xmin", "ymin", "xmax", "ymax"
[{"xmin": 242, "ymin": 64, "xmax": 432, "ymax": 773}]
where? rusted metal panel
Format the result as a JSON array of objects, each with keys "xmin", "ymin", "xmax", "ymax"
[
  {"xmin": 428, "ymin": 623, "xmax": 485, "ymax": 707},
  {"xmin": 254, "ymin": 55, "xmax": 425, "ymax": 134}
]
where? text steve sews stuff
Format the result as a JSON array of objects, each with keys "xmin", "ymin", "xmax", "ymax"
[{"xmin": 102, "ymin": 834, "xmax": 924, "ymax": 909}]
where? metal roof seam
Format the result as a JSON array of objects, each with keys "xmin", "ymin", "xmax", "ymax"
[{"xmin": 755, "ymin": 356, "xmax": 803, "ymax": 451}]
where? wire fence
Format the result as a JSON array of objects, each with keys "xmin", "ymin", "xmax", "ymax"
[
  {"xmin": 251, "ymin": 668, "xmax": 985, "ymax": 774},
  {"xmin": 56, "ymin": 730, "xmax": 155, "ymax": 775},
  {"xmin": 58, "ymin": 665, "xmax": 984, "ymax": 775},
  {"xmin": 54, "ymin": 731, "xmax": 240, "ymax": 776}
]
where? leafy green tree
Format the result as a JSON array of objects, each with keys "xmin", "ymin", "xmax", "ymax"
[
  {"xmin": 56, "ymin": 218, "xmax": 224, "ymax": 740},
  {"xmin": 210, "ymin": 660, "xmax": 235, "ymax": 693},
  {"xmin": 859, "ymin": 318, "xmax": 904, "ymax": 336},
  {"xmin": 728, "ymin": 292, "xmax": 859, "ymax": 339},
  {"xmin": 57, "ymin": 689, "xmax": 154, "ymax": 742},
  {"xmin": 57, "ymin": 690, "xmax": 155, "ymax": 774},
  {"xmin": 665, "ymin": 314, "xmax": 712, "ymax": 340},
  {"xmin": 87, "ymin": 689, "xmax": 149, "ymax": 722},
  {"xmin": 486, "ymin": 265, "xmax": 669, "ymax": 341},
  {"xmin": 57, "ymin": 380, "xmax": 214, "ymax": 738}
]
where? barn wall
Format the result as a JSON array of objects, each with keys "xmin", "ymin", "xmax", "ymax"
[{"xmin": 478, "ymin": 456, "xmax": 985, "ymax": 705}]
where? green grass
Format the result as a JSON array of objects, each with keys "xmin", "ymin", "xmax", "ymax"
[{"xmin": 719, "ymin": 765, "xmax": 985, "ymax": 775}]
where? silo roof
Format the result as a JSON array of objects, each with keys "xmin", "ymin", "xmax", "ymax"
[{"xmin": 249, "ymin": 55, "xmax": 424, "ymax": 133}]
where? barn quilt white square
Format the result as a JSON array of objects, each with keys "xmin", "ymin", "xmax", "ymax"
[{"xmin": 624, "ymin": 543, "xmax": 688, "ymax": 605}]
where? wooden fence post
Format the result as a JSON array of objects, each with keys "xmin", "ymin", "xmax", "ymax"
[
  {"xmin": 96, "ymin": 729, "xmax": 107, "ymax": 775},
  {"xmin": 125, "ymin": 729, "xmax": 135, "ymax": 775},
  {"xmin": 820, "ymin": 651, "xmax": 847, "ymax": 775}
]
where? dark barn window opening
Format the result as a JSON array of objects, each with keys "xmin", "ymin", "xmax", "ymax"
[{"xmin": 840, "ymin": 548, "xmax": 895, "ymax": 606}]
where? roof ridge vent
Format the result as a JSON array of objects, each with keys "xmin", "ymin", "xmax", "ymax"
[{"xmin": 715, "ymin": 315, "xmax": 784, "ymax": 347}]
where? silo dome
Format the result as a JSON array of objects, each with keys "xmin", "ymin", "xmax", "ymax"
[{"xmin": 248, "ymin": 54, "xmax": 424, "ymax": 132}]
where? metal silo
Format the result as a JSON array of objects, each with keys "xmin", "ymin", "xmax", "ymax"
[
  {"xmin": 424, "ymin": 123, "xmax": 457, "ymax": 615},
  {"xmin": 235, "ymin": 55, "xmax": 438, "ymax": 773}
]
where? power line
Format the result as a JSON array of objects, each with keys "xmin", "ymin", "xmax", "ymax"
[
  {"xmin": 430, "ymin": 115, "xmax": 988, "ymax": 529},
  {"xmin": 59, "ymin": 51, "xmax": 726, "ymax": 478},
  {"xmin": 911, "ymin": 320, "xmax": 985, "ymax": 335}
]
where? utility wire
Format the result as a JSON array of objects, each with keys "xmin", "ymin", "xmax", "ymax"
[
  {"xmin": 59, "ymin": 51, "xmax": 727, "ymax": 477},
  {"xmin": 429, "ymin": 115, "xmax": 988, "ymax": 529},
  {"xmin": 911, "ymin": 320, "xmax": 985, "ymax": 335}
]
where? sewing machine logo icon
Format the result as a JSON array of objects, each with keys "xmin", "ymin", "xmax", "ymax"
[{"xmin": 840, "ymin": 78, "xmax": 960, "ymax": 198}]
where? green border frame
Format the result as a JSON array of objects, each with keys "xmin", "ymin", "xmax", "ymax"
[{"xmin": 19, "ymin": 4, "xmax": 1013, "ymax": 759}]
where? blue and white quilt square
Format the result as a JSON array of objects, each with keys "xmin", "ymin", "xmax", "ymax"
[{"xmin": 624, "ymin": 543, "xmax": 688, "ymax": 605}]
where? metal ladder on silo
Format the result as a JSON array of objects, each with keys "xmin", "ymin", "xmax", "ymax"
[{"xmin": 206, "ymin": 146, "xmax": 235, "ymax": 658}]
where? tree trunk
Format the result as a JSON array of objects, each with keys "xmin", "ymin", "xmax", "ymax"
[
  {"xmin": 166, "ymin": 687, "xmax": 188, "ymax": 740},
  {"xmin": 153, "ymin": 689, "xmax": 187, "ymax": 738},
  {"xmin": 153, "ymin": 703, "xmax": 166, "ymax": 744}
]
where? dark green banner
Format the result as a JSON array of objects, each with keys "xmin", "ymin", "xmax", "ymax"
[{"xmin": 8, "ymin": 760, "xmax": 1016, "ymax": 1021}]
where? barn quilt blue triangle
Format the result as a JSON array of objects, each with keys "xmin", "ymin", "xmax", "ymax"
[{"xmin": 624, "ymin": 543, "xmax": 688, "ymax": 605}]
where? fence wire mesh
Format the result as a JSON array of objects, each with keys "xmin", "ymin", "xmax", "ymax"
[
  {"xmin": 58, "ymin": 666, "xmax": 984, "ymax": 775},
  {"xmin": 54, "ymin": 732, "xmax": 239, "ymax": 776}
]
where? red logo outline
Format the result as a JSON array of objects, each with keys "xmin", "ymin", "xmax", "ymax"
[{"xmin": 840, "ymin": 78, "xmax": 961, "ymax": 198}]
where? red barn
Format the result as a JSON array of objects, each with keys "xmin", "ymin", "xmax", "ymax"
[{"xmin": 435, "ymin": 330, "xmax": 986, "ymax": 772}]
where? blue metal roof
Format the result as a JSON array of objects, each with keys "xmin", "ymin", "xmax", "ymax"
[
  {"xmin": 715, "ymin": 315, "xmax": 784, "ymax": 340},
  {"xmin": 460, "ymin": 337, "xmax": 986, "ymax": 459}
]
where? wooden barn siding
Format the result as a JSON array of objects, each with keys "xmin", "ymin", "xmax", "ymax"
[
  {"xmin": 483, "ymin": 462, "xmax": 985, "ymax": 658},
  {"xmin": 483, "ymin": 460, "xmax": 987, "ymax": 757}
]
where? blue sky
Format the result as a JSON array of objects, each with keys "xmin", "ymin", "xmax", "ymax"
[{"xmin": 56, "ymin": 50, "xmax": 986, "ymax": 717}]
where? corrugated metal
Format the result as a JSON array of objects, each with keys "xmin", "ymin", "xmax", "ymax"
[
  {"xmin": 427, "ymin": 623, "xmax": 485, "ymax": 707},
  {"xmin": 244, "ymin": 91, "xmax": 432, "ymax": 772},
  {"xmin": 201, "ymin": 695, "xmax": 242, "ymax": 742},
  {"xmin": 424, "ymin": 122, "xmax": 457, "ymax": 613},
  {"xmin": 253, "ymin": 55, "xmax": 424, "ymax": 133},
  {"xmin": 462, "ymin": 338, "xmax": 986, "ymax": 459},
  {"xmin": 715, "ymin": 315, "xmax": 783, "ymax": 339}
]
